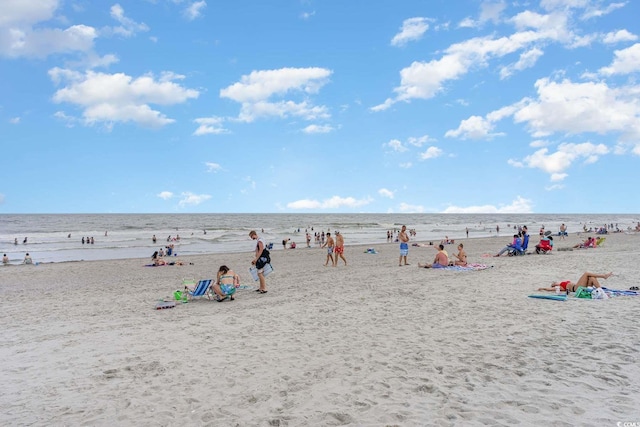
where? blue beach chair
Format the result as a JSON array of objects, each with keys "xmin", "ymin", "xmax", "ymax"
[{"xmin": 185, "ymin": 279, "xmax": 212, "ymax": 301}]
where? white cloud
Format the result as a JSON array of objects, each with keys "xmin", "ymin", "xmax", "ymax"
[
  {"xmin": 580, "ymin": 1, "xmax": 626, "ymax": 20},
  {"xmin": 602, "ymin": 29, "xmax": 638, "ymax": 44},
  {"xmin": 106, "ymin": 4, "xmax": 149, "ymax": 37},
  {"xmin": 599, "ymin": 43, "xmax": 640, "ymax": 75},
  {"xmin": 457, "ymin": 1, "xmax": 506, "ymax": 29},
  {"xmin": 391, "ymin": 17, "xmax": 430, "ymax": 47},
  {"xmin": 407, "ymin": 135, "xmax": 436, "ymax": 147},
  {"xmin": 178, "ymin": 192, "xmax": 211, "ymax": 206},
  {"xmin": 158, "ymin": 191, "xmax": 174, "ymax": 200},
  {"xmin": 513, "ymin": 78, "xmax": 640, "ymax": 142},
  {"xmin": 9, "ymin": 117, "xmax": 20, "ymax": 124},
  {"xmin": 302, "ymin": 124, "xmax": 334, "ymax": 134},
  {"xmin": 300, "ymin": 11, "xmax": 316, "ymax": 20},
  {"xmin": 499, "ymin": 47, "xmax": 544, "ymax": 79},
  {"xmin": 220, "ymin": 67, "xmax": 332, "ymax": 123},
  {"xmin": 205, "ymin": 162, "xmax": 221, "ymax": 172},
  {"xmin": 386, "ymin": 139, "xmax": 407, "ymax": 152},
  {"xmin": 442, "ymin": 196, "xmax": 533, "ymax": 213},
  {"xmin": 419, "ymin": 146, "xmax": 443, "ymax": 159},
  {"xmin": 399, "ymin": 162, "xmax": 412, "ymax": 169},
  {"xmin": 398, "ymin": 202, "xmax": 425, "ymax": 213},
  {"xmin": 49, "ymin": 68, "xmax": 199, "ymax": 128},
  {"xmin": 509, "ymin": 142, "xmax": 609, "ymax": 179},
  {"xmin": 378, "ymin": 188, "xmax": 394, "ymax": 199},
  {"xmin": 372, "ymin": 4, "xmax": 603, "ymax": 111},
  {"xmin": 184, "ymin": 1, "xmax": 206, "ymax": 20},
  {"xmin": 0, "ymin": 0, "xmax": 97, "ymax": 58},
  {"xmin": 287, "ymin": 196, "xmax": 373, "ymax": 210},
  {"xmin": 193, "ymin": 116, "xmax": 228, "ymax": 135}
]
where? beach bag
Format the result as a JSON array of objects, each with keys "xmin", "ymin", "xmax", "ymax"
[
  {"xmin": 255, "ymin": 248, "xmax": 270, "ymax": 269},
  {"xmin": 249, "ymin": 263, "xmax": 273, "ymax": 281},
  {"xmin": 574, "ymin": 287, "xmax": 592, "ymax": 299},
  {"xmin": 591, "ymin": 288, "xmax": 609, "ymax": 300}
]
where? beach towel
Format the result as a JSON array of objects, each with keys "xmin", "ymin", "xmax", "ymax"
[
  {"xmin": 601, "ymin": 287, "xmax": 639, "ymax": 297},
  {"xmin": 439, "ymin": 263, "xmax": 490, "ymax": 271},
  {"xmin": 155, "ymin": 301, "xmax": 176, "ymax": 310}
]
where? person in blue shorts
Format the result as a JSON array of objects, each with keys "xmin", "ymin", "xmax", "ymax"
[{"xmin": 398, "ymin": 225, "xmax": 410, "ymax": 266}]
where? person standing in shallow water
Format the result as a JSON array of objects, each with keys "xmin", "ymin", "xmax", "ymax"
[{"xmin": 398, "ymin": 225, "xmax": 410, "ymax": 266}]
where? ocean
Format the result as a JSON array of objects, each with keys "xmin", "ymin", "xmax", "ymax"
[{"xmin": 1, "ymin": 213, "xmax": 637, "ymax": 264}]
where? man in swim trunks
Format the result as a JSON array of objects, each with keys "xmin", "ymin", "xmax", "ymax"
[
  {"xmin": 322, "ymin": 232, "xmax": 335, "ymax": 266},
  {"xmin": 537, "ymin": 272, "xmax": 613, "ymax": 292},
  {"xmin": 398, "ymin": 225, "xmax": 410, "ymax": 266},
  {"xmin": 333, "ymin": 231, "xmax": 347, "ymax": 266},
  {"xmin": 419, "ymin": 244, "xmax": 449, "ymax": 268}
]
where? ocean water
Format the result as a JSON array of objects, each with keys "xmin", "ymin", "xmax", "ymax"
[{"xmin": 0, "ymin": 213, "xmax": 637, "ymax": 264}]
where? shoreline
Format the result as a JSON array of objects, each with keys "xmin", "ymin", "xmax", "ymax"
[{"xmin": 2, "ymin": 229, "xmax": 629, "ymax": 266}]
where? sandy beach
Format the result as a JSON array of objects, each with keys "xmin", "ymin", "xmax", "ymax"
[{"xmin": 1, "ymin": 231, "xmax": 639, "ymax": 426}]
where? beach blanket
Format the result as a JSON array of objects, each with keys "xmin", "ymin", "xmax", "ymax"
[{"xmin": 440, "ymin": 263, "xmax": 490, "ymax": 271}]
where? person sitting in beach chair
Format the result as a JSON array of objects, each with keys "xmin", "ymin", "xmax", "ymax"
[
  {"xmin": 509, "ymin": 231, "xmax": 529, "ymax": 256},
  {"xmin": 211, "ymin": 265, "xmax": 239, "ymax": 302},
  {"xmin": 535, "ymin": 236, "xmax": 553, "ymax": 254},
  {"xmin": 536, "ymin": 236, "xmax": 553, "ymax": 254},
  {"xmin": 494, "ymin": 234, "xmax": 522, "ymax": 257},
  {"xmin": 573, "ymin": 236, "xmax": 595, "ymax": 249}
]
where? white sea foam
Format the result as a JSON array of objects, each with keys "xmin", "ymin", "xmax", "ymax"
[{"xmin": 0, "ymin": 213, "xmax": 637, "ymax": 263}]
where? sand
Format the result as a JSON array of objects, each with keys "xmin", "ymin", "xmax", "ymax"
[{"xmin": 1, "ymin": 232, "xmax": 639, "ymax": 426}]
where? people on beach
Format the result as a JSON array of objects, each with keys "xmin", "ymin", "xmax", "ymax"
[
  {"xmin": 559, "ymin": 223, "xmax": 567, "ymax": 238},
  {"xmin": 151, "ymin": 251, "xmax": 166, "ymax": 266},
  {"xmin": 152, "ymin": 235, "xmax": 157, "ymax": 243},
  {"xmin": 573, "ymin": 237, "xmax": 596, "ymax": 249},
  {"xmin": 2, "ymin": 254, "xmax": 9, "ymax": 265},
  {"xmin": 23, "ymin": 253, "xmax": 33, "ymax": 264},
  {"xmin": 419, "ymin": 244, "xmax": 449, "ymax": 268},
  {"xmin": 535, "ymin": 235, "xmax": 553, "ymax": 253},
  {"xmin": 212, "ymin": 265, "xmax": 239, "ymax": 302},
  {"xmin": 250, "ymin": 230, "xmax": 268, "ymax": 294},
  {"xmin": 451, "ymin": 243, "xmax": 467, "ymax": 266},
  {"xmin": 494, "ymin": 234, "xmax": 522, "ymax": 257},
  {"xmin": 334, "ymin": 231, "xmax": 347, "ymax": 266},
  {"xmin": 537, "ymin": 272, "xmax": 613, "ymax": 292},
  {"xmin": 398, "ymin": 225, "xmax": 410, "ymax": 266},
  {"xmin": 322, "ymin": 232, "xmax": 335, "ymax": 266}
]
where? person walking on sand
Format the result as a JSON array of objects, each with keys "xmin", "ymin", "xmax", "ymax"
[
  {"xmin": 538, "ymin": 272, "xmax": 613, "ymax": 292},
  {"xmin": 322, "ymin": 232, "xmax": 335, "ymax": 266},
  {"xmin": 334, "ymin": 231, "xmax": 347, "ymax": 266},
  {"xmin": 250, "ymin": 230, "xmax": 269, "ymax": 294},
  {"xmin": 398, "ymin": 225, "xmax": 410, "ymax": 266}
]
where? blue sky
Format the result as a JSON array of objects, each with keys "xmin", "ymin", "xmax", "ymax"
[{"xmin": 1, "ymin": 0, "xmax": 639, "ymax": 214}]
